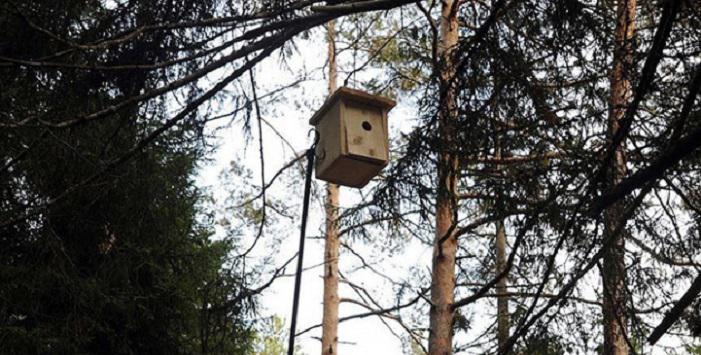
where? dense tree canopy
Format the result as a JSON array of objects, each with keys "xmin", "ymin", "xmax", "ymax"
[{"xmin": 1, "ymin": 1, "xmax": 255, "ymax": 353}]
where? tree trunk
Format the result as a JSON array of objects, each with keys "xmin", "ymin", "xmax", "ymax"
[
  {"xmin": 495, "ymin": 220, "xmax": 509, "ymax": 352},
  {"xmin": 602, "ymin": 0, "xmax": 635, "ymax": 354},
  {"xmin": 321, "ymin": 20, "xmax": 340, "ymax": 355},
  {"xmin": 493, "ymin": 95, "xmax": 510, "ymax": 353},
  {"xmin": 428, "ymin": 2, "xmax": 459, "ymax": 354}
]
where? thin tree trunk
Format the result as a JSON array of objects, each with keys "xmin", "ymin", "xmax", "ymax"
[
  {"xmin": 321, "ymin": 19, "xmax": 340, "ymax": 355},
  {"xmin": 428, "ymin": 1, "xmax": 459, "ymax": 354},
  {"xmin": 602, "ymin": 0, "xmax": 635, "ymax": 354},
  {"xmin": 495, "ymin": 220, "xmax": 509, "ymax": 351},
  {"xmin": 492, "ymin": 73, "xmax": 510, "ymax": 353}
]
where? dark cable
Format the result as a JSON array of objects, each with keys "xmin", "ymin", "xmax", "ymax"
[{"xmin": 287, "ymin": 139, "xmax": 316, "ymax": 355}]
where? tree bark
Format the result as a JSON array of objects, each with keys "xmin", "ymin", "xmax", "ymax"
[
  {"xmin": 321, "ymin": 20, "xmax": 340, "ymax": 355},
  {"xmin": 602, "ymin": 0, "xmax": 636, "ymax": 354},
  {"xmin": 492, "ymin": 87, "xmax": 510, "ymax": 353},
  {"xmin": 495, "ymin": 220, "xmax": 509, "ymax": 352},
  {"xmin": 428, "ymin": 1, "xmax": 459, "ymax": 354}
]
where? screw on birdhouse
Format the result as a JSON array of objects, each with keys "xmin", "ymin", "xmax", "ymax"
[{"xmin": 308, "ymin": 87, "xmax": 395, "ymax": 188}]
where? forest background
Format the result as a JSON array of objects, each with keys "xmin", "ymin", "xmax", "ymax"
[{"xmin": 1, "ymin": 1, "xmax": 701, "ymax": 354}]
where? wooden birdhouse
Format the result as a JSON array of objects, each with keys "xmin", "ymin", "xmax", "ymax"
[{"xmin": 309, "ymin": 87, "xmax": 396, "ymax": 188}]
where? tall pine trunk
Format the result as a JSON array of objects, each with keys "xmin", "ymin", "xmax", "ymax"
[
  {"xmin": 493, "ymin": 85, "xmax": 510, "ymax": 353},
  {"xmin": 495, "ymin": 220, "xmax": 509, "ymax": 351},
  {"xmin": 602, "ymin": 0, "xmax": 635, "ymax": 353},
  {"xmin": 429, "ymin": 1, "xmax": 459, "ymax": 354},
  {"xmin": 321, "ymin": 20, "xmax": 340, "ymax": 355}
]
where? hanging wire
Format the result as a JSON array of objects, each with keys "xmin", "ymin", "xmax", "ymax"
[{"xmin": 287, "ymin": 129, "xmax": 319, "ymax": 355}]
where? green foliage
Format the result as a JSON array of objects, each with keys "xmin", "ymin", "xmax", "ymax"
[
  {"xmin": 516, "ymin": 331, "xmax": 567, "ymax": 355},
  {"xmin": 252, "ymin": 316, "xmax": 305, "ymax": 355},
  {"xmin": 336, "ymin": 9, "xmax": 432, "ymax": 94},
  {"xmin": 0, "ymin": 1, "xmax": 255, "ymax": 354},
  {"xmin": 408, "ymin": 338, "xmax": 427, "ymax": 355}
]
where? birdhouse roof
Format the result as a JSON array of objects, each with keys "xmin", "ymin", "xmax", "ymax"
[{"xmin": 309, "ymin": 87, "xmax": 396, "ymax": 125}]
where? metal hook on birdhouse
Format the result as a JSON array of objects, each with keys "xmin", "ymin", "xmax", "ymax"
[{"xmin": 308, "ymin": 128, "xmax": 320, "ymax": 149}]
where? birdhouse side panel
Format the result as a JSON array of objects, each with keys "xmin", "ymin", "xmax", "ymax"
[
  {"xmin": 314, "ymin": 101, "xmax": 344, "ymax": 178},
  {"xmin": 342, "ymin": 101, "xmax": 388, "ymax": 164}
]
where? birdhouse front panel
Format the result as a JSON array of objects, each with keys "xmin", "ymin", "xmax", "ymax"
[
  {"xmin": 343, "ymin": 101, "xmax": 389, "ymax": 163},
  {"xmin": 309, "ymin": 87, "xmax": 395, "ymax": 188}
]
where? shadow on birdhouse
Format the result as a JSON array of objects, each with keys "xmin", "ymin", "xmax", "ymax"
[{"xmin": 309, "ymin": 87, "xmax": 395, "ymax": 188}]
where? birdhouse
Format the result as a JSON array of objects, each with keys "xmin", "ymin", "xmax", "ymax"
[{"xmin": 309, "ymin": 87, "xmax": 396, "ymax": 188}]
